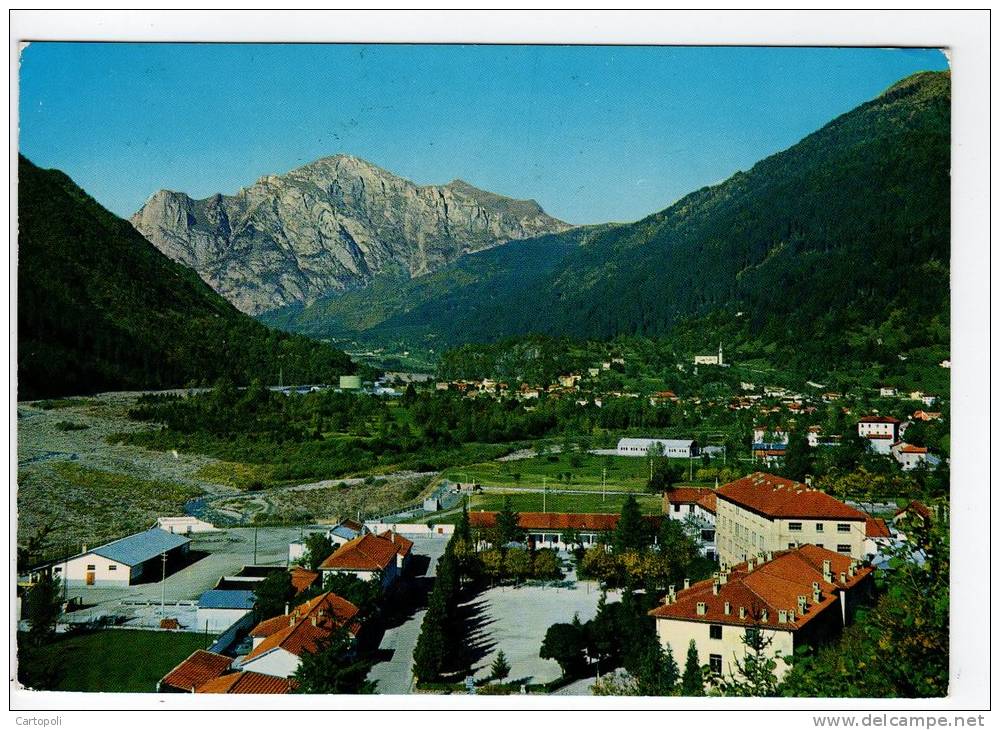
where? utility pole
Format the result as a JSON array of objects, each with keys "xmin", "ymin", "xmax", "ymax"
[
  {"xmin": 160, "ymin": 552, "xmax": 167, "ymax": 618},
  {"xmin": 602, "ymin": 468, "xmax": 607, "ymax": 502},
  {"xmin": 253, "ymin": 527, "xmax": 258, "ymax": 565}
]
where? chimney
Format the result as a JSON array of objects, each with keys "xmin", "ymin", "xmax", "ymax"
[
  {"xmin": 797, "ymin": 595, "xmax": 807, "ymax": 613},
  {"xmin": 813, "ymin": 587, "xmax": 821, "ymax": 604},
  {"xmin": 684, "ymin": 578, "xmax": 690, "ymax": 590},
  {"xmin": 747, "ymin": 558, "xmax": 755, "ymax": 571},
  {"xmin": 822, "ymin": 559, "xmax": 832, "ymax": 581},
  {"xmin": 724, "ymin": 601, "xmax": 731, "ymax": 615},
  {"xmin": 719, "ymin": 572, "xmax": 728, "ymax": 585},
  {"xmin": 712, "ymin": 582, "xmax": 719, "ymax": 596},
  {"xmin": 284, "ymin": 602, "xmax": 290, "ymax": 616},
  {"xmin": 311, "ymin": 614, "xmax": 318, "ymax": 627},
  {"xmin": 812, "ymin": 581, "xmax": 819, "ymax": 592},
  {"xmin": 840, "ymin": 571, "xmax": 847, "ymax": 583},
  {"xmin": 668, "ymin": 585, "xmax": 676, "ymax": 600},
  {"xmin": 761, "ymin": 609, "xmax": 768, "ymax": 622},
  {"xmin": 696, "ymin": 602, "xmax": 706, "ymax": 616},
  {"xmin": 778, "ymin": 609, "xmax": 787, "ymax": 624},
  {"xmin": 739, "ymin": 606, "xmax": 747, "ymax": 619}
]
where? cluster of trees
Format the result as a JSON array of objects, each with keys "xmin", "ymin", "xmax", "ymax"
[
  {"xmin": 412, "ymin": 511, "xmax": 474, "ymax": 684},
  {"xmin": 577, "ymin": 496, "xmax": 713, "ymax": 591}
]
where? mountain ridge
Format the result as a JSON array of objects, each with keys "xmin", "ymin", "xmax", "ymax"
[{"xmin": 131, "ymin": 153, "xmax": 572, "ymax": 315}]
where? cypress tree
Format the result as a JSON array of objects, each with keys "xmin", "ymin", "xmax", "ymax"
[{"xmin": 681, "ymin": 639, "xmax": 705, "ymax": 696}]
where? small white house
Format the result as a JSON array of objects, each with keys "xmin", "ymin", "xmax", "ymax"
[{"xmin": 53, "ymin": 528, "xmax": 190, "ymax": 587}]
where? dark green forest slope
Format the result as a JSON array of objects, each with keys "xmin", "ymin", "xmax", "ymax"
[
  {"xmin": 259, "ymin": 224, "xmax": 616, "ymax": 343},
  {"xmin": 17, "ymin": 156, "xmax": 355, "ymax": 400},
  {"xmin": 269, "ymin": 71, "xmax": 950, "ymax": 373}
]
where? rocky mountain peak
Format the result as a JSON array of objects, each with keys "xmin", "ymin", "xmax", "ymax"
[{"xmin": 131, "ymin": 155, "xmax": 572, "ymax": 315}]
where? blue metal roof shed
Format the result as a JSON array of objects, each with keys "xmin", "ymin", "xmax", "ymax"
[
  {"xmin": 198, "ymin": 589, "xmax": 256, "ymax": 610},
  {"xmin": 90, "ymin": 527, "xmax": 190, "ymax": 566}
]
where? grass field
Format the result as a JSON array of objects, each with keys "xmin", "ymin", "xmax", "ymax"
[
  {"xmin": 25, "ymin": 630, "xmax": 211, "ymax": 692},
  {"xmin": 440, "ymin": 452, "xmax": 698, "ymax": 492}
]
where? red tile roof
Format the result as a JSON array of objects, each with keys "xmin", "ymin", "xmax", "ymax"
[
  {"xmin": 649, "ymin": 545, "xmax": 873, "ymax": 630},
  {"xmin": 379, "ymin": 530, "xmax": 414, "ymax": 558},
  {"xmin": 859, "ymin": 415, "xmax": 901, "ymax": 424},
  {"xmin": 865, "ymin": 516, "xmax": 891, "ymax": 539},
  {"xmin": 196, "ymin": 671, "xmax": 295, "ymax": 694},
  {"xmin": 897, "ymin": 444, "xmax": 928, "ymax": 454},
  {"xmin": 319, "ymin": 533, "xmax": 398, "ymax": 572},
  {"xmin": 664, "ymin": 487, "xmax": 717, "ymax": 514},
  {"xmin": 894, "ymin": 500, "xmax": 932, "ymax": 521},
  {"xmin": 160, "ymin": 650, "xmax": 233, "ymax": 692},
  {"xmin": 289, "ymin": 568, "xmax": 320, "ymax": 595},
  {"xmin": 717, "ymin": 473, "xmax": 867, "ymax": 521},
  {"xmin": 865, "ymin": 434, "xmax": 894, "ymax": 439},
  {"xmin": 245, "ymin": 591, "xmax": 361, "ymax": 662}
]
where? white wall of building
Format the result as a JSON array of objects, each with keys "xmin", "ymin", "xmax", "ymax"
[
  {"xmin": 54, "ymin": 553, "xmax": 133, "ymax": 587},
  {"xmin": 239, "ymin": 648, "xmax": 301, "ymax": 678},
  {"xmin": 655, "ymin": 617, "xmax": 795, "ymax": 683},
  {"xmin": 196, "ymin": 607, "xmax": 252, "ymax": 633}
]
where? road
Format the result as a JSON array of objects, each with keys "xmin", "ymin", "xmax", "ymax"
[{"xmin": 367, "ymin": 536, "xmax": 449, "ymax": 694}]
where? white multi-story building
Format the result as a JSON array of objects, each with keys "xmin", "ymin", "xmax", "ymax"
[{"xmin": 715, "ymin": 473, "xmax": 870, "ymax": 565}]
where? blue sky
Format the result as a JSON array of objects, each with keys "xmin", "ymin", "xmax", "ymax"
[{"xmin": 19, "ymin": 44, "xmax": 947, "ymax": 224}]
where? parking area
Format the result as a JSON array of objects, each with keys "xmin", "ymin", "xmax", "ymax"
[{"xmin": 467, "ymin": 568, "xmax": 620, "ymax": 687}]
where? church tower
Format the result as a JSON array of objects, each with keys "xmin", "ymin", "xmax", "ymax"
[{"xmin": 718, "ymin": 342, "xmax": 723, "ymax": 366}]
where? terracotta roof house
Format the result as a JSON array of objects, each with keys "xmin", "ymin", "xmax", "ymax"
[
  {"xmin": 893, "ymin": 500, "xmax": 933, "ymax": 525},
  {"xmin": 318, "ymin": 533, "xmax": 402, "ymax": 590},
  {"xmin": 379, "ymin": 530, "xmax": 414, "ymax": 573},
  {"xmin": 196, "ymin": 671, "xmax": 295, "ymax": 695},
  {"xmin": 239, "ymin": 592, "xmax": 361, "ymax": 678},
  {"xmin": 715, "ymin": 473, "xmax": 870, "ymax": 564},
  {"xmin": 649, "ymin": 545, "xmax": 874, "ymax": 683},
  {"xmin": 158, "ymin": 650, "xmax": 233, "ymax": 693}
]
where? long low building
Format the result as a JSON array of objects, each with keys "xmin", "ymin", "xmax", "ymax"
[
  {"xmin": 617, "ymin": 438, "xmax": 699, "ymax": 458},
  {"xmin": 52, "ymin": 527, "xmax": 191, "ymax": 587},
  {"xmin": 469, "ymin": 511, "xmax": 663, "ymax": 551},
  {"xmin": 649, "ymin": 544, "xmax": 875, "ymax": 684}
]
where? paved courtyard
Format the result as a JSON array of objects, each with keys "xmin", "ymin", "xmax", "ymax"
[{"xmin": 468, "ymin": 568, "xmax": 621, "ymax": 687}]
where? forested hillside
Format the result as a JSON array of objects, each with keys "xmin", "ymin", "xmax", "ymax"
[{"xmin": 17, "ymin": 156, "xmax": 356, "ymax": 400}]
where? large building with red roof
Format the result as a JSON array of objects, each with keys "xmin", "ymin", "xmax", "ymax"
[
  {"xmin": 468, "ymin": 511, "xmax": 662, "ymax": 551},
  {"xmin": 715, "ymin": 473, "xmax": 870, "ymax": 564},
  {"xmin": 649, "ymin": 544, "xmax": 874, "ymax": 682}
]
